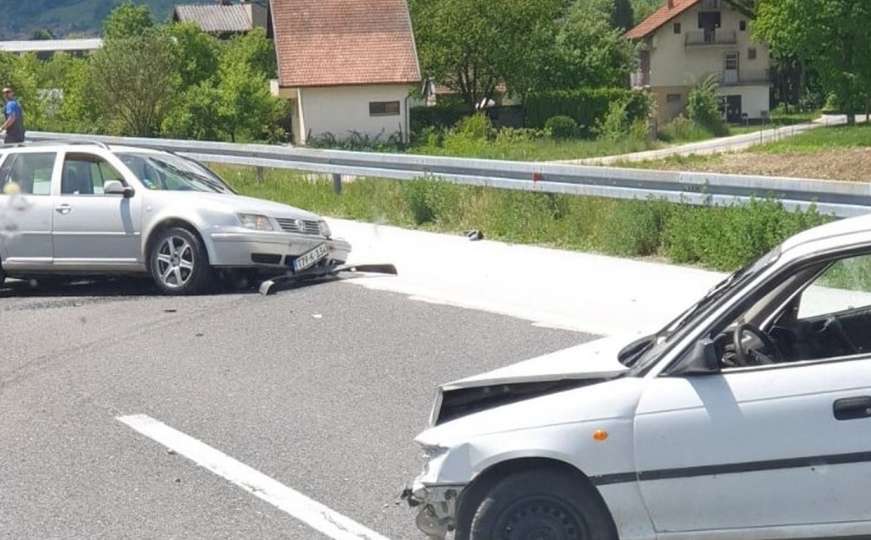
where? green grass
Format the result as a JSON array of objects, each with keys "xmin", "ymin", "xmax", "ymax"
[
  {"xmin": 409, "ymin": 135, "xmax": 659, "ymax": 162},
  {"xmin": 756, "ymin": 123, "xmax": 871, "ymax": 154},
  {"xmin": 216, "ymin": 165, "xmax": 831, "ymax": 272}
]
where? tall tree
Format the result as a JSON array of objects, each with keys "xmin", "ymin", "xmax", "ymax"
[
  {"xmin": 755, "ymin": 0, "xmax": 871, "ymax": 124},
  {"xmin": 411, "ymin": 0, "xmax": 562, "ymax": 108},
  {"xmin": 611, "ymin": 0, "xmax": 635, "ymax": 31},
  {"xmin": 533, "ymin": 1, "xmax": 636, "ymax": 91},
  {"xmin": 103, "ymin": 1, "xmax": 154, "ymax": 40},
  {"xmin": 88, "ymin": 34, "xmax": 178, "ymax": 136}
]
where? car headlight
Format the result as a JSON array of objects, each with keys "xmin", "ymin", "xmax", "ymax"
[
  {"xmin": 238, "ymin": 213, "xmax": 274, "ymax": 231},
  {"xmin": 318, "ymin": 220, "xmax": 331, "ymax": 238}
]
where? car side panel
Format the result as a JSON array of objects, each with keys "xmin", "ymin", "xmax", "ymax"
[{"xmin": 635, "ymin": 361, "xmax": 871, "ymax": 536}]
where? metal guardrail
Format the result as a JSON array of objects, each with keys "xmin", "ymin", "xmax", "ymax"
[{"xmin": 26, "ymin": 131, "xmax": 871, "ymax": 219}]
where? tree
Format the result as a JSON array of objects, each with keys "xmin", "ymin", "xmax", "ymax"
[
  {"xmin": 166, "ymin": 22, "xmax": 221, "ymax": 88},
  {"xmin": 88, "ymin": 34, "xmax": 178, "ymax": 136},
  {"xmin": 103, "ymin": 2, "xmax": 154, "ymax": 40},
  {"xmin": 611, "ymin": 0, "xmax": 635, "ymax": 31},
  {"xmin": 724, "ymin": 0, "xmax": 757, "ymax": 18},
  {"xmin": 31, "ymin": 29, "xmax": 55, "ymax": 40},
  {"xmin": 755, "ymin": 0, "xmax": 871, "ymax": 124},
  {"xmin": 164, "ymin": 30, "xmax": 287, "ymax": 142},
  {"xmin": 411, "ymin": 0, "xmax": 562, "ymax": 108},
  {"xmin": 534, "ymin": 2, "xmax": 636, "ymax": 91}
]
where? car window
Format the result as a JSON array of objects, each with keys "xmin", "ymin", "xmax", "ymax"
[
  {"xmin": 799, "ymin": 255, "xmax": 871, "ymax": 320},
  {"xmin": 117, "ymin": 152, "xmax": 232, "ymax": 194},
  {"xmin": 61, "ymin": 153, "xmax": 125, "ymax": 196},
  {"xmin": 0, "ymin": 152, "xmax": 57, "ymax": 196}
]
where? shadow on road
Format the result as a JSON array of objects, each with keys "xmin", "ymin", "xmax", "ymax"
[{"xmin": 0, "ymin": 274, "xmax": 359, "ymax": 300}]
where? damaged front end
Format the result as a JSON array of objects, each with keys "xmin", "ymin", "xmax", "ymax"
[{"xmin": 402, "ymin": 482, "xmax": 462, "ymax": 540}]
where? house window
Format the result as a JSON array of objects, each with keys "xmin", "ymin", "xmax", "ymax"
[
  {"xmin": 369, "ymin": 101, "xmax": 401, "ymax": 116},
  {"xmin": 739, "ymin": 20, "xmax": 747, "ymax": 31},
  {"xmin": 748, "ymin": 47, "xmax": 757, "ymax": 60},
  {"xmin": 673, "ymin": 22, "xmax": 682, "ymax": 34},
  {"xmin": 667, "ymin": 94, "xmax": 682, "ymax": 103},
  {"xmin": 725, "ymin": 52, "xmax": 739, "ymax": 71}
]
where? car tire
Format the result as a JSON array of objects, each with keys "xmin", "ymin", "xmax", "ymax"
[
  {"xmin": 148, "ymin": 227, "xmax": 214, "ymax": 295},
  {"xmin": 459, "ymin": 468, "xmax": 618, "ymax": 540}
]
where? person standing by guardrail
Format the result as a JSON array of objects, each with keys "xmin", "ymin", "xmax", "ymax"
[{"xmin": 1, "ymin": 87, "xmax": 26, "ymax": 144}]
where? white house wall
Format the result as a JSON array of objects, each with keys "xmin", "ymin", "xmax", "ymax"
[
  {"xmin": 648, "ymin": 3, "xmax": 769, "ymax": 88},
  {"xmin": 717, "ymin": 84, "xmax": 770, "ymax": 119},
  {"xmin": 297, "ymin": 85, "xmax": 412, "ymax": 144}
]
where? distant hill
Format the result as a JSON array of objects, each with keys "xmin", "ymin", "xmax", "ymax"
[{"xmin": 0, "ymin": 0, "xmax": 190, "ymax": 40}]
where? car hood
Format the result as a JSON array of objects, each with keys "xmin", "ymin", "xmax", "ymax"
[
  {"xmin": 163, "ymin": 191, "xmax": 322, "ymax": 221},
  {"xmin": 429, "ymin": 335, "xmax": 631, "ymax": 426}
]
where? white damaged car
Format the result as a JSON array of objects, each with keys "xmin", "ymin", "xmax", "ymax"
[{"xmin": 406, "ymin": 214, "xmax": 871, "ymax": 540}]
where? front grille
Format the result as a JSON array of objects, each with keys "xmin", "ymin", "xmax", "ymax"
[{"xmin": 275, "ymin": 218, "xmax": 321, "ymax": 236}]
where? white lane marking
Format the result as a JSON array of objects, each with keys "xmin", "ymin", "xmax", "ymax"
[{"xmin": 117, "ymin": 414, "xmax": 390, "ymax": 540}]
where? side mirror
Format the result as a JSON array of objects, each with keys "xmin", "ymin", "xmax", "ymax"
[
  {"xmin": 105, "ymin": 180, "xmax": 135, "ymax": 198},
  {"xmin": 668, "ymin": 338, "xmax": 721, "ymax": 376}
]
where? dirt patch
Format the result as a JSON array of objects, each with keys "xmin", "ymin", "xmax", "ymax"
[{"xmin": 668, "ymin": 148, "xmax": 871, "ymax": 182}]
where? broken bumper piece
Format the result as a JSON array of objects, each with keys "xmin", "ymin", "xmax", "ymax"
[{"xmin": 402, "ymin": 482, "xmax": 464, "ymax": 540}]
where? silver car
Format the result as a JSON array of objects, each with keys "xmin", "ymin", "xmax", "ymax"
[{"xmin": 0, "ymin": 141, "xmax": 351, "ymax": 294}]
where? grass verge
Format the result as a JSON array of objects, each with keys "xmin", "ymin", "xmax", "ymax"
[{"xmin": 218, "ymin": 165, "xmax": 831, "ymax": 272}]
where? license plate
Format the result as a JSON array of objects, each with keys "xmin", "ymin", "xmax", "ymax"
[{"xmin": 292, "ymin": 243, "xmax": 329, "ymax": 273}]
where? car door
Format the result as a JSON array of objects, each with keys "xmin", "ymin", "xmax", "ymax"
[
  {"xmin": 52, "ymin": 151, "xmax": 142, "ymax": 269},
  {"xmin": 0, "ymin": 151, "xmax": 59, "ymax": 270},
  {"xmin": 634, "ymin": 253, "xmax": 871, "ymax": 538}
]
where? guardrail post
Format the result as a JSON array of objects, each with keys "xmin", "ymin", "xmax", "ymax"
[
  {"xmin": 256, "ymin": 166, "xmax": 265, "ymax": 184},
  {"xmin": 332, "ymin": 173, "xmax": 342, "ymax": 195}
]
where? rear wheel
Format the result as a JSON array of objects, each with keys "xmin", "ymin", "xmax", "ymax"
[
  {"xmin": 459, "ymin": 469, "xmax": 618, "ymax": 540},
  {"xmin": 149, "ymin": 227, "xmax": 214, "ymax": 295}
]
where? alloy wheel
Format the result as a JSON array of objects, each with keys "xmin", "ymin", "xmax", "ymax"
[{"xmin": 156, "ymin": 235, "xmax": 195, "ymax": 289}]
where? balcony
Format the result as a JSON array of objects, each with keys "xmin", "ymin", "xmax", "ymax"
[
  {"xmin": 685, "ymin": 29, "xmax": 737, "ymax": 46},
  {"xmin": 717, "ymin": 69, "xmax": 771, "ymax": 86},
  {"xmin": 631, "ymin": 71, "xmax": 650, "ymax": 88}
]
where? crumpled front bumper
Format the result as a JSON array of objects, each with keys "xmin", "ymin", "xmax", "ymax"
[
  {"xmin": 402, "ymin": 478, "xmax": 465, "ymax": 539},
  {"xmin": 207, "ymin": 230, "xmax": 351, "ymax": 268}
]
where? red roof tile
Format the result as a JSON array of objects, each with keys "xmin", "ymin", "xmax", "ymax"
[
  {"xmin": 270, "ymin": 0, "xmax": 421, "ymax": 88},
  {"xmin": 625, "ymin": 0, "xmax": 700, "ymax": 39}
]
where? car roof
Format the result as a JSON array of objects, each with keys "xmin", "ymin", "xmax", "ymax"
[
  {"xmin": 781, "ymin": 212, "xmax": 871, "ymax": 252},
  {"xmin": 0, "ymin": 141, "xmax": 169, "ymax": 155}
]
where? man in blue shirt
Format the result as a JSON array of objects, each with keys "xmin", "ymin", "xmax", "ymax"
[{"xmin": 2, "ymin": 87, "xmax": 25, "ymax": 144}]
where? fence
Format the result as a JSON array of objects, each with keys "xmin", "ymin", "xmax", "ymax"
[{"xmin": 26, "ymin": 131, "xmax": 871, "ymax": 219}]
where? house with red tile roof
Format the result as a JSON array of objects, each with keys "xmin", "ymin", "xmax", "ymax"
[
  {"xmin": 626, "ymin": 0, "xmax": 771, "ymax": 125},
  {"xmin": 269, "ymin": 0, "xmax": 421, "ymax": 145}
]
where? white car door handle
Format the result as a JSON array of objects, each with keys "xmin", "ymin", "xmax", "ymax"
[{"xmin": 55, "ymin": 204, "xmax": 72, "ymax": 215}]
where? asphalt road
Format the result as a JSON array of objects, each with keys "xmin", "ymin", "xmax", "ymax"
[{"xmin": 0, "ymin": 277, "xmax": 593, "ymax": 539}]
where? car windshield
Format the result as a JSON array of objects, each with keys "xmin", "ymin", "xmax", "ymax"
[
  {"xmin": 620, "ymin": 245, "xmax": 782, "ymax": 370},
  {"xmin": 117, "ymin": 152, "xmax": 234, "ymax": 194}
]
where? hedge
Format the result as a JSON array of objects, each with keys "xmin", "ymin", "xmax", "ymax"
[
  {"xmin": 411, "ymin": 103, "xmax": 473, "ymax": 133},
  {"xmin": 525, "ymin": 88, "xmax": 650, "ymax": 131}
]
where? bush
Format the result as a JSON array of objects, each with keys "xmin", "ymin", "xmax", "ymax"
[
  {"xmin": 307, "ymin": 130, "xmax": 404, "ymax": 152},
  {"xmin": 595, "ymin": 100, "xmax": 633, "ymax": 141},
  {"xmin": 545, "ymin": 115, "xmax": 579, "ymax": 139},
  {"xmin": 687, "ymin": 75, "xmax": 728, "ymax": 136},
  {"xmin": 411, "ymin": 102, "xmax": 473, "ymax": 134},
  {"xmin": 659, "ymin": 115, "xmax": 714, "ymax": 142},
  {"xmin": 664, "ymin": 199, "xmax": 827, "ymax": 270},
  {"xmin": 600, "ymin": 199, "xmax": 670, "ymax": 256},
  {"xmin": 400, "ymin": 178, "xmax": 464, "ymax": 225},
  {"xmin": 525, "ymin": 88, "xmax": 649, "ymax": 133},
  {"xmin": 455, "ymin": 113, "xmax": 493, "ymax": 139}
]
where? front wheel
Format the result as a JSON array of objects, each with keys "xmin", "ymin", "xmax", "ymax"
[
  {"xmin": 149, "ymin": 227, "xmax": 214, "ymax": 295},
  {"xmin": 459, "ymin": 469, "xmax": 618, "ymax": 540}
]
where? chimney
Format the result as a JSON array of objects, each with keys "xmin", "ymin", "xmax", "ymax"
[{"xmin": 667, "ymin": 0, "xmax": 674, "ymax": 8}]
